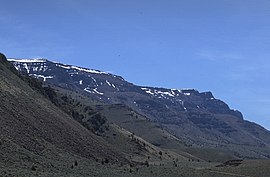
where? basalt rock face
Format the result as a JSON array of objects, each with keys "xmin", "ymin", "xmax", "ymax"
[{"xmin": 9, "ymin": 58, "xmax": 270, "ymax": 158}]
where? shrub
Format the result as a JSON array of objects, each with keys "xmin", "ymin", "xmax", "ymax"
[
  {"xmin": 104, "ymin": 158, "xmax": 109, "ymax": 164},
  {"xmin": 31, "ymin": 165, "xmax": 37, "ymax": 171},
  {"xmin": 74, "ymin": 160, "xmax": 78, "ymax": 166}
]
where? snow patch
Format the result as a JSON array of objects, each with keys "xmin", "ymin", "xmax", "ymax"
[
  {"xmin": 156, "ymin": 91, "xmax": 174, "ymax": 97},
  {"xmin": 184, "ymin": 93, "xmax": 191, "ymax": 96},
  {"xmin": 69, "ymin": 72, "xmax": 79, "ymax": 75},
  {"xmin": 84, "ymin": 88, "xmax": 95, "ymax": 94},
  {"xmin": 8, "ymin": 58, "xmax": 47, "ymax": 63},
  {"xmin": 84, "ymin": 87, "xmax": 103, "ymax": 95},
  {"xmin": 93, "ymin": 88, "xmax": 104, "ymax": 95},
  {"xmin": 38, "ymin": 65, "xmax": 48, "ymax": 72},
  {"xmin": 33, "ymin": 67, "xmax": 39, "ymax": 71},
  {"xmin": 56, "ymin": 64, "xmax": 107, "ymax": 74},
  {"xmin": 23, "ymin": 63, "xmax": 30, "ymax": 73},
  {"xmin": 106, "ymin": 80, "xmax": 111, "ymax": 86},
  {"xmin": 56, "ymin": 64, "xmax": 71, "ymax": 69},
  {"xmin": 91, "ymin": 77, "xmax": 96, "ymax": 82},
  {"xmin": 141, "ymin": 88, "xmax": 175, "ymax": 97},
  {"xmin": 145, "ymin": 90, "xmax": 155, "ymax": 95},
  {"xmin": 141, "ymin": 88, "xmax": 155, "ymax": 95},
  {"xmin": 29, "ymin": 74, "xmax": 54, "ymax": 81},
  {"xmin": 14, "ymin": 65, "xmax": 19, "ymax": 70}
]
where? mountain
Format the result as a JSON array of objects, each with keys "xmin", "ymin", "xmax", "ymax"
[
  {"xmin": 8, "ymin": 58, "xmax": 270, "ymax": 159},
  {"xmin": 2, "ymin": 54, "xmax": 270, "ymax": 176},
  {"xmin": 2, "ymin": 53, "xmax": 208, "ymax": 176},
  {"xmin": 0, "ymin": 54, "xmax": 145, "ymax": 176}
]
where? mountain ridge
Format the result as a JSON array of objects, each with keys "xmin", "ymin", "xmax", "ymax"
[
  {"xmin": 7, "ymin": 58, "xmax": 241, "ymax": 114},
  {"xmin": 8, "ymin": 58, "xmax": 270, "ymax": 159}
]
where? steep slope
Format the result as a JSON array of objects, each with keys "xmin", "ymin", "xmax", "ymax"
[
  {"xmin": 8, "ymin": 58, "xmax": 270, "ymax": 159},
  {"xmin": 0, "ymin": 54, "xmax": 133, "ymax": 176}
]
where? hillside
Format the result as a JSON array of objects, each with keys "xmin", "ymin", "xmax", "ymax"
[
  {"xmin": 8, "ymin": 57, "xmax": 270, "ymax": 159},
  {"xmin": 0, "ymin": 53, "xmax": 134, "ymax": 176},
  {"xmin": 0, "ymin": 53, "xmax": 202, "ymax": 176},
  {"xmin": 47, "ymin": 86, "xmax": 193, "ymax": 163},
  {"xmin": 1, "ymin": 53, "xmax": 270, "ymax": 176}
]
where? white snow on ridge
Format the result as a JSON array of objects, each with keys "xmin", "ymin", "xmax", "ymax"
[
  {"xmin": 141, "ymin": 88, "xmax": 154, "ymax": 95},
  {"xmin": 142, "ymin": 88, "xmax": 196, "ymax": 98},
  {"xmin": 171, "ymin": 89, "xmax": 183, "ymax": 93},
  {"xmin": 180, "ymin": 88, "xmax": 198, "ymax": 91},
  {"xmin": 56, "ymin": 64, "xmax": 107, "ymax": 74},
  {"xmin": 145, "ymin": 90, "xmax": 155, "ymax": 95},
  {"xmin": 7, "ymin": 58, "xmax": 47, "ymax": 63},
  {"xmin": 141, "ymin": 88, "xmax": 175, "ymax": 97},
  {"xmin": 10, "ymin": 60, "xmax": 48, "ymax": 73},
  {"xmin": 156, "ymin": 90, "xmax": 174, "ymax": 97},
  {"xmin": 29, "ymin": 74, "xmax": 54, "ymax": 81},
  {"xmin": 56, "ymin": 64, "xmax": 71, "ymax": 69}
]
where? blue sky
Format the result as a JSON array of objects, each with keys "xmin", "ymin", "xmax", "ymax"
[{"xmin": 1, "ymin": 0, "xmax": 270, "ymax": 130}]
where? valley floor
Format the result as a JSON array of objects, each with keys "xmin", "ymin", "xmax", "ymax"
[{"xmin": 1, "ymin": 158, "xmax": 270, "ymax": 177}]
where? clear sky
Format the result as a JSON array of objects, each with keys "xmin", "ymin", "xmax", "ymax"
[{"xmin": 1, "ymin": 0, "xmax": 270, "ymax": 130}]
